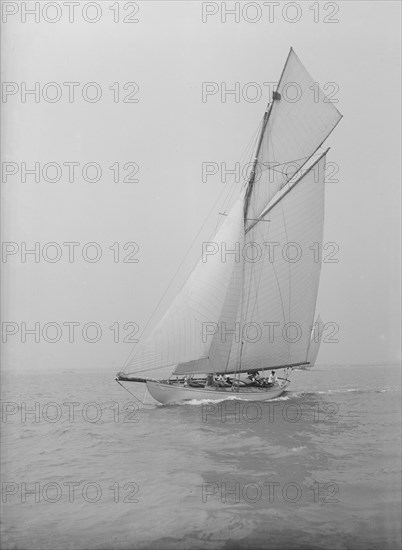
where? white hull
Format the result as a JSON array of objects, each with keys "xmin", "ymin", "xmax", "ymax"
[{"xmin": 146, "ymin": 380, "xmax": 290, "ymax": 405}]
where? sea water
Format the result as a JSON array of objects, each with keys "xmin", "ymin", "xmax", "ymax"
[{"xmin": 1, "ymin": 364, "xmax": 401, "ymax": 549}]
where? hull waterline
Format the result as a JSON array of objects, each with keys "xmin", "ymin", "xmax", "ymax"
[{"xmin": 146, "ymin": 380, "xmax": 290, "ymax": 405}]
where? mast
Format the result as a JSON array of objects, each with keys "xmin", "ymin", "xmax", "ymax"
[
  {"xmin": 237, "ymin": 109, "xmax": 270, "ymax": 375},
  {"xmin": 238, "ymin": 48, "xmax": 294, "ymax": 375},
  {"xmin": 243, "ymin": 47, "xmax": 294, "ymax": 222},
  {"xmin": 238, "ymin": 48, "xmax": 295, "ymax": 374},
  {"xmin": 243, "ymin": 106, "xmax": 271, "ymax": 221}
]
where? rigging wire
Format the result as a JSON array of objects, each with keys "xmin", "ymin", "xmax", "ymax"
[{"xmin": 115, "ymin": 379, "xmax": 148, "ymax": 404}]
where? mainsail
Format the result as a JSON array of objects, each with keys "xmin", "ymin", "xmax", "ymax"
[
  {"xmin": 226, "ymin": 153, "xmax": 326, "ymax": 374},
  {"xmin": 124, "ymin": 49, "xmax": 341, "ymax": 378}
]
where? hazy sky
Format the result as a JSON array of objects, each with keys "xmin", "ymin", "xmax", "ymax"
[{"xmin": 1, "ymin": 0, "xmax": 401, "ymax": 371}]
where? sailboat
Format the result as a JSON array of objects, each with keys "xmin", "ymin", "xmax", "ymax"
[{"xmin": 116, "ymin": 48, "xmax": 342, "ymax": 405}]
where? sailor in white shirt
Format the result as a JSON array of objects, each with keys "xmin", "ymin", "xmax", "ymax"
[{"xmin": 268, "ymin": 370, "xmax": 278, "ymax": 385}]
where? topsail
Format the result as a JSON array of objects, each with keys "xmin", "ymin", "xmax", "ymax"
[{"xmin": 245, "ymin": 48, "xmax": 342, "ymax": 223}]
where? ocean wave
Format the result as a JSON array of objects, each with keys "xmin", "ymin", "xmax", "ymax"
[
  {"xmin": 169, "ymin": 386, "xmax": 400, "ymax": 405},
  {"xmin": 312, "ymin": 387, "xmax": 400, "ymax": 395},
  {"xmin": 313, "ymin": 388, "xmax": 362, "ymax": 395},
  {"xmin": 171, "ymin": 393, "xmax": 293, "ymax": 406},
  {"xmin": 179, "ymin": 396, "xmax": 254, "ymax": 406}
]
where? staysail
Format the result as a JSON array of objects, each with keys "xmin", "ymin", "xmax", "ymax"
[
  {"xmin": 124, "ymin": 48, "xmax": 341, "ymax": 378},
  {"xmin": 125, "ymin": 198, "xmax": 245, "ymax": 377}
]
